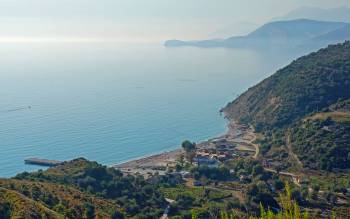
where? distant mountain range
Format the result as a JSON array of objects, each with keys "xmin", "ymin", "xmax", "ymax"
[
  {"xmin": 165, "ymin": 19, "xmax": 350, "ymax": 50},
  {"xmin": 274, "ymin": 6, "xmax": 350, "ymax": 22}
]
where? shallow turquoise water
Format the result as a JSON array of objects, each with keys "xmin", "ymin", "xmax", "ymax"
[{"xmin": 0, "ymin": 42, "xmax": 300, "ymax": 177}]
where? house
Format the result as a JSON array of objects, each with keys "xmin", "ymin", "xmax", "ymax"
[
  {"xmin": 193, "ymin": 155, "xmax": 219, "ymax": 168},
  {"xmin": 193, "ymin": 155, "xmax": 216, "ymax": 164},
  {"xmin": 322, "ymin": 125, "xmax": 335, "ymax": 132}
]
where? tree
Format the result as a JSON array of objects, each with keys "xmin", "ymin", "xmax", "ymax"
[
  {"xmin": 181, "ymin": 140, "xmax": 196, "ymax": 152},
  {"xmin": 187, "ymin": 151, "xmax": 196, "ymax": 164},
  {"xmin": 301, "ymin": 186, "xmax": 309, "ymax": 200},
  {"xmin": 311, "ymin": 184, "xmax": 320, "ymax": 193},
  {"xmin": 247, "ymin": 184, "xmax": 259, "ymax": 196},
  {"xmin": 175, "ymin": 164, "xmax": 182, "ymax": 172},
  {"xmin": 252, "ymin": 165, "xmax": 263, "ymax": 176},
  {"xmin": 176, "ymin": 154, "xmax": 185, "ymax": 167},
  {"xmin": 181, "ymin": 140, "xmax": 196, "ymax": 164},
  {"xmin": 274, "ymin": 179, "xmax": 284, "ymax": 190},
  {"xmin": 291, "ymin": 188, "xmax": 302, "ymax": 203},
  {"xmin": 176, "ymin": 194, "xmax": 195, "ymax": 210},
  {"xmin": 0, "ymin": 202, "xmax": 10, "ymax": 219},
  {"xmin": 84, "ymin": 203, "xmax": 95, "ymax": 219},
  {"xmin": 31, "ymin": 185, "xmax": 41, "ymax": 201},
  {"xmin": 110, "ymin": 210, "xmax": 125, "ymax": 219}
]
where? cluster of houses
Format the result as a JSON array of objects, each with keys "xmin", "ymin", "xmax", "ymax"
[
  {"xmin": 191, "ymin": 137, "xmax": 250, "ymax": 167},
  {"xmin": 193, "ymin": 150, "xmax": 230, "ymax": 167}
]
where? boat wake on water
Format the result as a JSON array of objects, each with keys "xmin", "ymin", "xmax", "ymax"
[{"xmin": 1, "ymin": 106, "xmax": 32, "ymax": 113}]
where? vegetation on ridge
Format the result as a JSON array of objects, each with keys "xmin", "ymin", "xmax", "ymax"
[
  {"xmin": 10, "ymin": 158, "xmax": 167, "ymax": 218},
  {"xmin": 290, "ymin": 100, "xmax": 350, "ymax": 170},
  {"xmin": 222, "ymin": 41, "xmax": 350, "ymax": 130}
]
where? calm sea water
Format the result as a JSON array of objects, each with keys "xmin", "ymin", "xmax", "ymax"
[{"xmin": 0, "ymin": 42, "xmax": 301, "ymax": 177}]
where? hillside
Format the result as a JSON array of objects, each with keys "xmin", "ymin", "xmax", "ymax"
[
  {"xmin": 0, "ymin": 187, "xmax": 63, "ymax": 219},
  {"xmin": 243, "ymin": 19, "xmax": 347, "ymax": 41},
  {"xmin": 309, "ymin": 24, "xmax": 350, "ymax": 45},
  {"xmin": 0, "ymin": 158, "xmax": 168, "ymax": 219},
  {"xmin": 290, "ymin": 100, "xmax": 350, "ymax": 171},
  {"xmin": 165, "ymin": 19, "xmax": 349, "ymax": 49},
  {"xmin": 222, "ymin": 41, "xmax": 350, "ymax": 130},
  {"xmin": 0, "ymin": 178, "xmax": 120, "ymax": 218}
]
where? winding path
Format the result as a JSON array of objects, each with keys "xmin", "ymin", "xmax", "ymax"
[
  {"xmin": 285, "ymin": 130, "xmax": 303, "ymax": 168},
  {"xmin": 251, "ymin": 134, "xmax": 259, "ymax": 159}
]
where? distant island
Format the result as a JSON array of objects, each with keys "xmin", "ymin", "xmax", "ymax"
[{"xmin": 165, "ymin": 19, "xmax": 350, "ymax": 51}]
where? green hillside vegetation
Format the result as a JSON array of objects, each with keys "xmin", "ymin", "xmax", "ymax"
[
  {"xmin": 222, "ymin": 41, "xmax": 350, "ymax": 176},
  {"xmin": 291, "ymin": 119, "xmax": 350, "ymax": 170},
  {"xmin": 291, "ymin": 100, "xmax": 350, "ymax": 170},
  {"xmin": 0, "ymin": 179, "xmax": 120, "ymax": 218},
  {"xmin": 0, "ymin": 187, "xmax": 63, "ymax": 219},
  {"xmin": 216, "ymin": 184, "xmax": 311, "ymax": 219},
  {"xmin": 12, "ymin": 158, "xmax": 167, "ymax": 218},
  {"xmin": 1, "ymin": 157, "xmax": 349, "ymax": 218},
  {"xmin": 222, "ymin": 41, "xmax": 350, "ymax": 130}
]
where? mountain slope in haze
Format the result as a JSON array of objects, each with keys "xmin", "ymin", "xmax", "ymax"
[
  {"xmin": 240, "ymin": 19, "xmax": 347, "ymax": 40},
  {"xmin": 274, "ymin": 6, "xmax": 350, "ymax": 23},
  {"xmin": 165, "ymin": 19, "xmax": 350, "ymax": 50},
  {"xmin": 308, "ymin": 24, "xmax": 350, "ymax": 46},
  {"xmin": 222, "ymin": 41, "xmax": 350, "ymax": 130}
]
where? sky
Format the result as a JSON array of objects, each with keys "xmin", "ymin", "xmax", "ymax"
[{"xmin": 0, "ymin": 0, "xmax": 350, "ymax": 42}]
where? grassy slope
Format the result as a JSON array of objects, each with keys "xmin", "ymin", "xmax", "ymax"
[{"xmin": 307, "ymin": 111, "xmax": 350, "ymax": 123}]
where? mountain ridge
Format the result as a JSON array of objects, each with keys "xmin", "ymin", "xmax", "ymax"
[
  {"xmin": 165, "ymin": 19, "xmax": 350, "ymax": 50},
  {"xmin": 273, "ymin": 6, "xmax": 350, "ymax": 22}
]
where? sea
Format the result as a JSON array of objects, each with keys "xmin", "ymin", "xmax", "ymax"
[{"xmin": 0, "ymin": 42, "xmax": 304, "ymax": 177}]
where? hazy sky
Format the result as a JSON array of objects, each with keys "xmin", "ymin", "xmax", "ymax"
[{"xmin": 0, "ymin": 0, "xmax": 350, "ymax": 42}]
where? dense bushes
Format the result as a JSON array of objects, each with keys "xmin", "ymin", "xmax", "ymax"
[
  {"xmin": 190, "ymin": 166, "xmax": 231, "ymax": 181},
  {"xmin": 15, "ymin": 158, "xmax": 166, "ymax": 218},
  {"xmin": 291, "ymin": 118, "xmax": 350, "ymax": 170}
]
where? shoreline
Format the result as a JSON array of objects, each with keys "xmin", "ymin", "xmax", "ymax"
[{"xmin": 112, "ymin": 119, "xmax": 242, "ymax": 170}]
